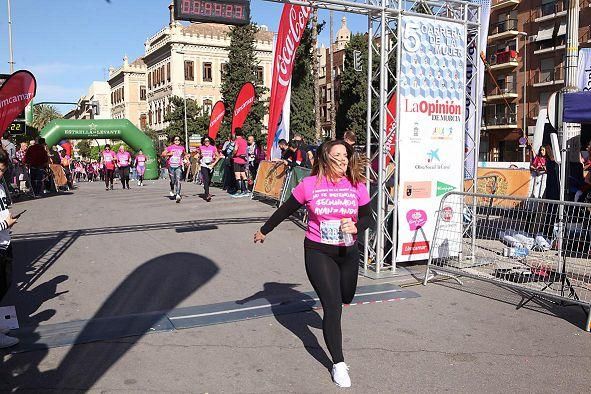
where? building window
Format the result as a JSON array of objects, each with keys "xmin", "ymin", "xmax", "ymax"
[
  {"xmin": 221, "ymin": 63, "xmax": 227, "ymax": 81},
  {"xmin": 148, "ymin": 73, "xmax": 152, "ymax": 89},
  {"xmin": 167, "ymin": 63, "xmax": 171, "ymax": 82},
  {"xmin": 148, "ymin": 110, "xmax": 153, "ymax": 126},
  {"xmin": 203, "ymin": 62, "xmax": 212, "ymax": 82},
  {"xmin": 157, "ymin": 106, "xmax": 162, "ymax": 123},
  {"xmin": 256, "ymin": 66, "xmax": 264, "ymax": 83},
  {"xmin": 122, "ymin": 87, "xmax": 124, "ymax": 101},
  {"xmin": 185, "ymin": 60, "xmax": 194, "ymax": 81},
  {"xmin": 140, "ymin": 114, "xmax": 147, "ymax": 130},
  {"xmin": 140, "ymin": 86, "xmax": 146, "ymax": 101},
  {"xmin": 203, "ymin": 99, "xmax": 213, "ymax": 114}
]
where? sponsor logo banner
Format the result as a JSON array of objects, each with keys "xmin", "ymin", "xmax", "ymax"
[
  {"xmin": 231, "ymin": 82, "xmax": 255, "ymax": 136},
  {"xmin": 265, "ymin": 4, "xmax": 311, "ymax": 158},
  {"xmin": 578, "ymin": 48, "xmax": 591, "ymax": 92},
  {"xmin": 208, "ymin": 100, "xmax": 226, "ymax": 140},
  {"xmin": 396, "ymin": 16, "xmax": 465, "ymax": 262},
  {"xmin": 0, "ymin": 70, "xmax": 36, "ymax": 138}
]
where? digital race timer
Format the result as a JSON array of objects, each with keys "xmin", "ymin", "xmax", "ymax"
[{"xmin": 174, "ymin": 0, "xmax": 250, "ymax": 26}]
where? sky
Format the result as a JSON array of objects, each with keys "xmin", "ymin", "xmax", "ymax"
[{"xmin": 0, "ymin": 0, "xmax": 367, "ymax": 113}]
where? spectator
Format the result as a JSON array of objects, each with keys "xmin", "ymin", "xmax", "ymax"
[
  {"xmin": 232, "ymin": 128, "xmax": 249, "ymax": 196},
  {"xmin": 1, "ymin": 133, "xmax": 16, "ymax": 189},
  {"xmin": 293, "ymin": 133, "xmax": 315, "ymax": 168},
  {"xmin": 23, "ymin": 137, "xmax": 49, "ymax": 197},
  {"xmin": 276, "ymin": 139, "xmax": 289, "ymax": 161},
  {"xmin": 247, "ymin": 135, "xmax": 258, "ymax": 179},
  {"xmin": 0, "ymin": 149, "xmax": 19, "ymax": 348},
  {"xmin": 343, "ymin": 130, "xmax": 356, "ymax": 147},
  {"xmin": 15, "ymin": 142, "xmax": 28, "ymax": 191},
  {"xmin": 60, "ymin": 150, "xmax": 74, "ymax": 189},
  {"xmin": 222, "ymin": 135, "xmax": 236, "ymax": 192}
]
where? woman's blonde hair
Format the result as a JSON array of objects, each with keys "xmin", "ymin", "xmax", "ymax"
[{"xmin": 311, "ymin": 140, "xmax": 366, "ymax": 185}]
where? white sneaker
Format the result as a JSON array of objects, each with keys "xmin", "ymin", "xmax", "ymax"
[
  {"xmin": 0, "ymin": 333, "xmax": 19, "ymax": 348},
  {"xmin": 175, "ymin": 194, "xmax": 181, "ymax": 203},
  {"xmin": 169, "ymin": 191, "xmax": 175, "ymax": 197},
  {"xmin": 137, "ymin": 181, "xmax": 141, "ymax": 186},
  {"xmin": 331, "ymin": 362, "xmax": 351, "ymax": 388}
]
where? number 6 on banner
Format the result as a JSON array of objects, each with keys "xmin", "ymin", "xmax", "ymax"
[{"xmin": 403, "ymin": 22, "xmax": 421, "ymax": 53}]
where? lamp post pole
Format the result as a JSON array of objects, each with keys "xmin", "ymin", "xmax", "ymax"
[
  {"xmin": 519, "ymin": 32, "xmax": 527, "ymax": 162},
  {"xmin": 7, "ymin": 0, "xmax": 15, "ymax": 73},
  {"xmin": 178, "ymin": 51, "xmax": 189, "ymax": 152}
]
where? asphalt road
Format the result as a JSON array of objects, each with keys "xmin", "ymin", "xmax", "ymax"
[{"xmin": 1, "ymin": 180, "xmax": 589, "ymax": 393}]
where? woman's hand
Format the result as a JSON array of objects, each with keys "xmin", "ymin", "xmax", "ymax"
[
  {"xmin": 254, "ymin": 230, "xmax": 266, "ymax": 244},
  {"xmin": 340, "ymin": 218, "xmax": 357, "ymax": 234},
  {"xmin": 6, "ymin": 215, "xmax": 17, "ymax": 228}
]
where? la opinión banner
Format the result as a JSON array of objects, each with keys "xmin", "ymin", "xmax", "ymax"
[
  {"xmin": 0, "ymin": 70, "xmax": 36, "ymax": 138},
  {"xmin": 208, "ymin": 100, "xmax": 226, "ymax": 140},
  {"xmin": 231, "ymin": 82, "xmax": 255, "ymax": 136},
  {"xmin": 265, "ymin": 4, "xmax": 311, "ymax": 158}
]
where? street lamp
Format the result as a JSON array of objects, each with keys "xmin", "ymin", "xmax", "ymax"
[
  {"xmin": 177, "ymin": 51, "xmax": 189, "ymax": 152},
  {"xmin": 518, "ymin": 32, "xmax": 528, "ymax": 162}
]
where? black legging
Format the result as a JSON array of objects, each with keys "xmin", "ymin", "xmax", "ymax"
[
  {"xmin": 304, "ymin": 244, "xmax": 359, "ymax": 364},
  {"xmin": 119, "ymin": 166, "xmax": 130, "ymax": 188},
  {"xmin": 105, "ymin": 168, "xmax": 114, "ymax": 189},
  {"xmin": 200, "ymin": 166, "xmax": 212, "ymax": 196}
]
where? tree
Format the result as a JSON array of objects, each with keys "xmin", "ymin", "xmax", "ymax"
[
  {"xmin": 31, "ymin": 104, "xmax": 62, "ymax": 131},
  {"xmin": 163, "ymin": 96, "xmax": 209, "ymax": 142},
  {"xmin": 290, "ymin": 20, "xmax": 325, "ymax": 144},
  {"xmin": 336, "ymin": 34, "xmax": 369, "ymax": 145},
  {"xmin": 220, "ymin": 23, "xmax": 268, "ymax": 141},
  {"xmin": 77, "ymin": 140, "xmax": 91, "ymax": 159}
]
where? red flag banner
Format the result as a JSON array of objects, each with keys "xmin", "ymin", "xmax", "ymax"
[
  {"xmin": 231, "ymin": 82, "xmax": 255, "ymax": 136},
  {"xmin": 0, "ymin": 70, "xmax": 36, "ymax": 138},
  {"xmin": 265, "ymin": 4, "xmax": 311, "ymax": 157},
  {"xmin": 385, "ymin": 94, "xmax": 397, "ymax": 164},
  {"xmin": 208, "ymin": 100, "xmax": 226, "ymax": 140}
]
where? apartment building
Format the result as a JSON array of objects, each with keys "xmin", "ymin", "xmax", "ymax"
[
  {"xmin": 107, "ymin": 56, "xmax": 148, "ymax": 130},
  {"xmin": 481, "ymin": 0, "xmax": 591, "ymax": 162}
]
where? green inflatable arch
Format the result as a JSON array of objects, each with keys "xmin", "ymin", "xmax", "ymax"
[{"xmin": 40, "ymin": 119, "xmax": 159, "ymax": 180}]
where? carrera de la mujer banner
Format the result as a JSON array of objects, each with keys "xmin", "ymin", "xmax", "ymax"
[{"xmin": 396, "ymin": 16, "xmax": 466, "ymax": 262}]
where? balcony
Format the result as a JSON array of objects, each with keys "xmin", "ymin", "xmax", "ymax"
[
  {"xmin": 486, "ymin": 82, "xmax": 519, "ymax": 101},
  {"xmin": 532, "ymin": 68, "xmax": 564, "ymax": 87},
  {"xmin": 491, "ymin": 0, "xmax": 520, "ymax": 10},
  {"xmin": 488, "ymin": 19, "xmax": 519, "ymax": 42},
  {"xmin": 533, "ymin": 38, "xmax": 566, "ymax": 54},
  {"xmin": 488, "ymin": 50, "xmax": 519, "ymax": 71},
  {"xmin": 534, "ymin": 1, "xmax": 567, "ymax": 22},
  {"xmin": 482, "ymin": 114, "xmax": 518, "ymax": 130}
]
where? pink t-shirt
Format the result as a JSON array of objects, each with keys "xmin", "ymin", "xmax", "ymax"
[
  {"xmin": 166, "ymin": 144, "xmax": 186, "ymax": 168},
  {"xmin": 102, "ymin": 151, "xmax": 116, "ymax": 170},
  {"xmin": 135, "ymin": 154, "xmax": 146, "ymax": 167},
  {"xmin": 117, "ymin": 151, "xmax": 131, "ymax": 166},
  {"xmin": 292, "ymin": 176, "xmax": 371, "ymax": 246},
  {"xmin": 233, "ymin": 136, "xmax": 248, "ymax": 165},
  {"xmin": 532, "ymin": 156, "xmax": 546, "ymax": 169},
  {"xmin": 200, "ymin": 145, "xmax": 217, "ymax": 166}
]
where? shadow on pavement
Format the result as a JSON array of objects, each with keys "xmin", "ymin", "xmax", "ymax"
[
  {"xmin": 237, "ymin": 282, "xmax": 333, "ymax": 371},
  {"xmin": 2, "ymin": 252, "xmax": 218, "ymax": 392}
]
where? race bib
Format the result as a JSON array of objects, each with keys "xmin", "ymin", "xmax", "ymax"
[
  {"xmin": 320, "ymin": 220, "xmax": 345, "ymax": 245},
  {"xmin": 170, "ymin": 155, "xmax": 181, "ymax": 166}
]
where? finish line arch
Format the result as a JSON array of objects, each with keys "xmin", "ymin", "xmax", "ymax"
[{"xmin": 40, "ymin": 119, "xmax": 159, "ymax": 180}]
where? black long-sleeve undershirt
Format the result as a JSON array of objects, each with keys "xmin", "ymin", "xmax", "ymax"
[{"xmin": 260, "ymin": 195, "xmax": 372, "ymax": 237}]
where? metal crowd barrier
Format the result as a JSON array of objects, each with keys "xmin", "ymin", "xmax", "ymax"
[{"xmin": 424, "ymin": 191, "xmax": 591, "ymax": 332}]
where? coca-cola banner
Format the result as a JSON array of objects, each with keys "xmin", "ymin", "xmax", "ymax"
[
  {"xmin": 265, "ymin": 4, "xmax": 311, "ymax": 157},
  {"xmin": 0, "ymin": 70, "xmax": 36, "ymax": 138},
  {"xmin": 208, "ymin": 100, "xmax": 226, "ymax": 140},
  {"xmin": 231, "ymin": 82, "xmax": 255, "ymax": 136}
]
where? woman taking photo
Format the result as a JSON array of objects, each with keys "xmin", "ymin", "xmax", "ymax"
[{"xmin": 254, "ymin": 140, "xmax": 370, "ymax": 388}]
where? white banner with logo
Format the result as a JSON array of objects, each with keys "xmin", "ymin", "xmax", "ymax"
[
  {"xmin": 578, "ymin": 48, "xmax": 591, "ymax": 91},
  {"xmin": 270, "ymin": 83, "xmax": 291, "ymax": 160},
  {"xmin": 396, "ymin": 16, "xmax": 466, "ymax": 262},
  {"xmin": 465, "ymin": 0, "xmax": 490, "ymax": 179}
]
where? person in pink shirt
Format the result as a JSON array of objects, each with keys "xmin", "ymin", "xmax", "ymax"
[
  {"xmin": 116, "ymin": 146, "xmax": 132, "ymax": 190},
  {"xmin": 199, "ymin": 136, "xmax": 220, "ymax": 202},
  {"xmin": 161, "ymin": 136, "xmax": 186, "ymax": 203},
  {"xmin": 100, "ymin": 144, "xmax": 116, "ymax": 191},
  {"xmin": 232, "ymin": 128, "xmax": 249, "ymax": 197},
  {"xmin": 134, "ymin": 149, "xmax": 147, "ymax": 187},
  {"xmin": 254, "ymin": 140, "xmax": 370, "ymax": 388}
]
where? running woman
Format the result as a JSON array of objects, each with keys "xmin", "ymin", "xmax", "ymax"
[
  {"xmin": 135, "ymin": 149, "xmax": 147, "ymax": 186},
  {"xmin": 254, "ymin": 140, "xmax": 370, "ymax": 388},
  {"xmin": 116, "ymin": 146, "xmax": 132, "ymax": 189},
  {"xmin": 101, "ymin": 145, "xmax": 116, "ymax": 190},
  {"xmin": 199, "ymin": 136, "xmax": 220, "ymax": 202},
  {"xmin": 162, "ymin": 136, "xmax": 186, "ymax": 203}
]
